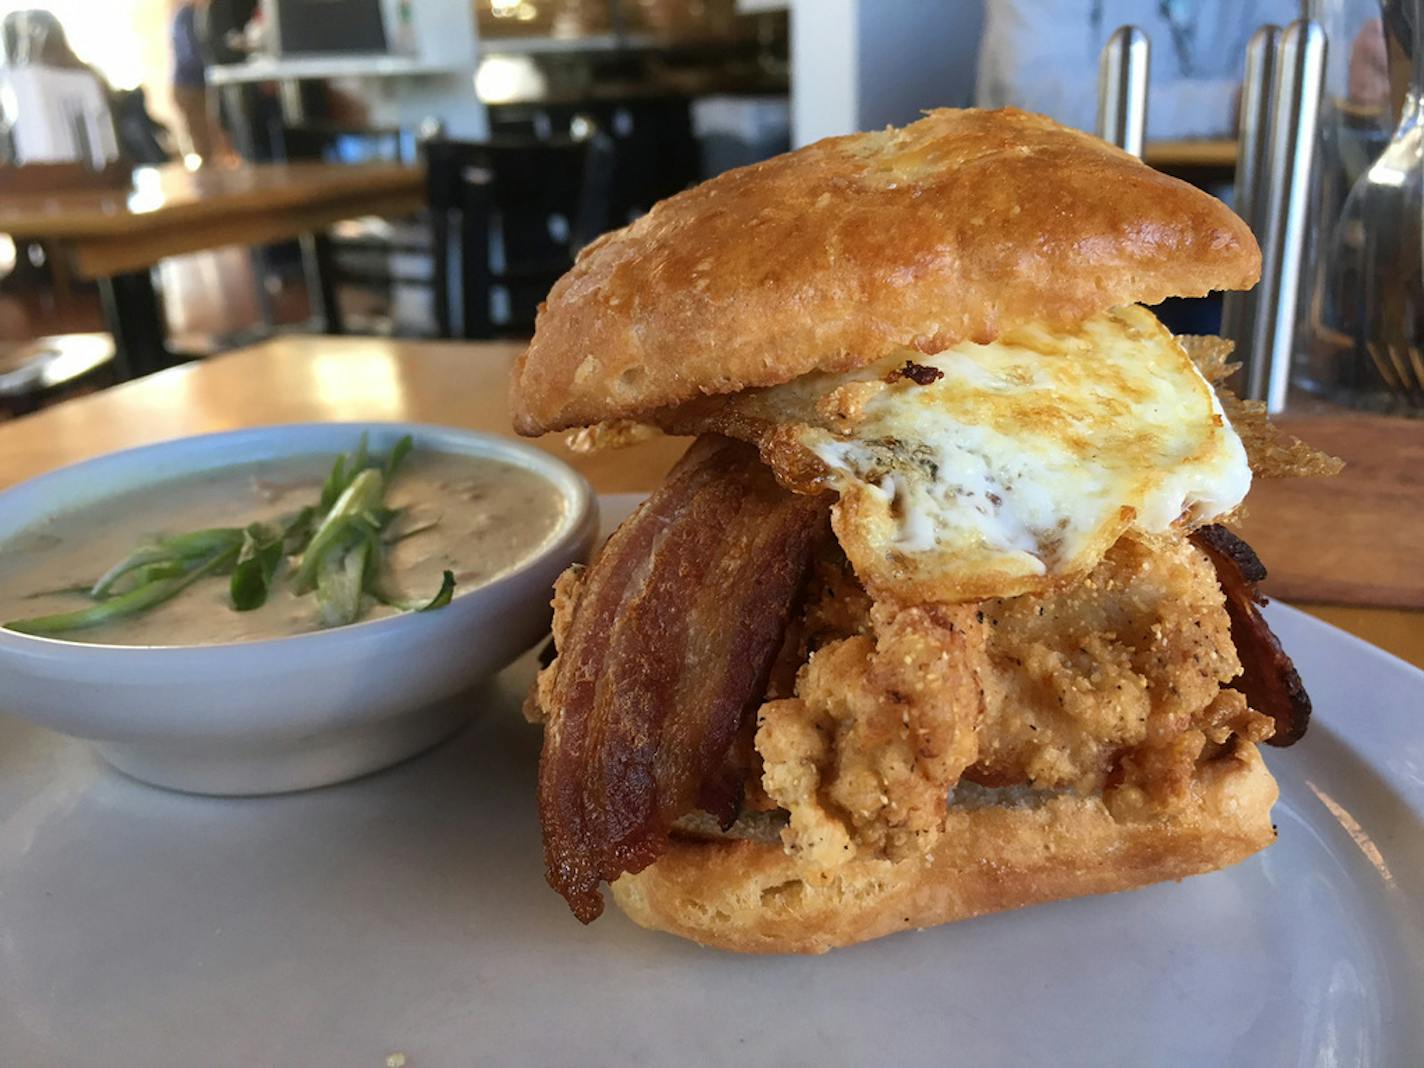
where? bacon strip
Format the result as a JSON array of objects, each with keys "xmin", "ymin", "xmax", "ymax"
[
  {"xmin": 539, "ymin": 436, "xmax": 829, "ymax": 921},
  {"xmin": 1192, "ymin": 524, "xmax": 1311, "ymax": 747}
]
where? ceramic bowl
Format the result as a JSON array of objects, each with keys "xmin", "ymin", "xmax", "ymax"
[{"xmin": 0, "ymin": 423, "xmax": 596, "ymax": 795}]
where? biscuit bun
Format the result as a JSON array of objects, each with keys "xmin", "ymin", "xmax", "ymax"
[
  {"xmin": 611, "ymin": 741, "xmax": 1277, "ymax": 955},
  {"xmin": 511, "ymin": 107, "xmax": 1259, "ymax": 436}
]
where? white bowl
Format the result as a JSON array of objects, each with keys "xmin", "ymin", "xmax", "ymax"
[{"xmin": 0, "ymin": 423, "xmax": 597, "ymax": 795}]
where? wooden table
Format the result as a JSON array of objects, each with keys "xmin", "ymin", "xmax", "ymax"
[
  {"xmin": 0, "ymin": 336, "xmax": 1418, "ymax": 667},
  {"xmin": 0, "ymin": 162, "xmax": 424, "ymax": 378}
]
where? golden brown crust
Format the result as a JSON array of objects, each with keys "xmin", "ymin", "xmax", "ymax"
[
  {"xmin": 562, "ymin": 419, "xmax": 662, "ymax": 455},
  {"xmin": 757, "ymin": 600, "xmax": 986, "ymax": 869},
  {"xmin": 970, "ymin": 533, "xmax": 1265, "ymax": 794},
  {"xmin": 512, "ymin": 108, "xmax": 1261, "ymax": 435},
  {"xmin": 1178, "ymin": 336, "xmax": 1344, "ymax": 480},
  {"xmin": 610, "ymin": 740, "xmax": 1278, "ymax": 954}
]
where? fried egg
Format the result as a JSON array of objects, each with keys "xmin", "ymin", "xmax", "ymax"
[{"xmin": 761, "ymin": 305, "xmax": 1251, "ymax": 603}]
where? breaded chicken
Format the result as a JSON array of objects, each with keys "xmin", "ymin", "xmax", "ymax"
[
  {"xmin": 753, "ymin": 532, "xmax": 1275, "ymax": 867},
  {"xmin": 972, "ymin": 533, "xmax": 1273, "ymax": 795},
  {"xmin": 757, "ymin": 600, "xmax": 982, "ymax": 871}
]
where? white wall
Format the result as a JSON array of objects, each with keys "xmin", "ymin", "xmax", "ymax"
[
  {"xmin": 790, "ymin": 0, "xmax": 860, "ymax": 146},
  {"xmin": 790, "ymin": 0, "xmax": 986, "ymax": 146},
  {"xmin": 856, "ymin": 0, "xmax": 984, "ymax": 130},
  {"xmin": 368, "ymin": 0, "xmax": 487, "ymax": 137}
]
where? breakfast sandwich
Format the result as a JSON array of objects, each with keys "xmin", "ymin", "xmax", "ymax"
[{"xmin": 510, "ymin": 108, "xmax": 1341, "ymax": 954}]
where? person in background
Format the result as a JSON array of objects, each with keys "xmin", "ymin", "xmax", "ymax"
[
  {"xmin": 196, "ymin": 0, "xmax": 265, "ymax": 159},
  {"xmin": 5, "ymin": 8, "xmax": 100, "ymax": 77},
  {"xmin": 975, "ymin": 0, "xmax": 1299, "ymax": 140},
  {"xmin": 199, "ymin": 0, "xmax": 259, "ymax": 66},
  {"xmin": 0, "ymin": 9, "xmax": 134, "ymax": 164},
  {"xmin": 1347, "ymin": 17, "xmax": 1391, "ymax": 115},
  {"xmin": 172, "ymin": 1, "xmax": 215, "ymax": 162}
]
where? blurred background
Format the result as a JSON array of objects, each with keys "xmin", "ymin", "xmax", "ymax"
[{"xmin": 0, "ymin": 0, "xmax": 1413, "ymax": 417}]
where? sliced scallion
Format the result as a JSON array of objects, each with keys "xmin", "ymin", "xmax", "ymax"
[
  {"xmin": 293, "ymin": 468, "xmax": 386, "ymax": 594},
  {"xmin": 5, "ymin": 436, "xmax": 455, "ymax": 638},
  {"xmin": 6, "ymin": 543, "xmax": 241, "ymax": 636}
]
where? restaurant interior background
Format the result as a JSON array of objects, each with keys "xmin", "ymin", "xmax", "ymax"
[{"xmin": 0, "ymin": 0, "xmax": 1418, "ymax": 665}]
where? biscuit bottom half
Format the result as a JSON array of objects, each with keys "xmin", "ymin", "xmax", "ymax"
[{"xmin": 611, "ymin": 739, "xmax": 1277, "ymax": 955}]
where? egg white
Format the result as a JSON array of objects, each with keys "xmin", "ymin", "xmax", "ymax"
[{"xmin": 786, "ymin": 305, "xmax": 1251, "ymax": 601}]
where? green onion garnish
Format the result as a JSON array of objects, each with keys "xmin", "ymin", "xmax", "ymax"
[
  {"xmin": 3, "ymin": 434, "xmax": 455, "ymax": 638},
  {"xmin": 6, "ymin": 540, "xmax": 241, "ymax": 636}
]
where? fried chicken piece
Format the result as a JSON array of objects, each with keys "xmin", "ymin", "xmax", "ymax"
[
  {"xmin": 734, "ymin": 541, "xmax": 877, "ymax": 815},
  {"xmin": 525, "ymin": 564, "xmax": 586, "ymax": 725},
  {"xmin": 756, "ymin": 601, "xmax": 984, "ymax": 872},
  {"xmin": 970, "ymin": 534, "xmax": 1274, "ymax": 794},
  {"xmin": 753, "ymin": 532, "xmax": 1278, "ymax": 870}
]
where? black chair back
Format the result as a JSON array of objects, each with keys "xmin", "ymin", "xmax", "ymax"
[
  {"xmin": 487, "ymin": 96, "xmax": 697, "ymax": 226},
  {"xmin": 425, "ymin": 136, "xmax": 612, "ymax": 339}
]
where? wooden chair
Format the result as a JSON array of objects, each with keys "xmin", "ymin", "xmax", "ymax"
[{"xmin": 425, "ymin": 136, "xmax": 612, "ymax": 339}]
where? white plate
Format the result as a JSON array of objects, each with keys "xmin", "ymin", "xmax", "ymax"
[{"xmin": 2, "ymin": 495, "xmax": 1422, "ymax": 1067}]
